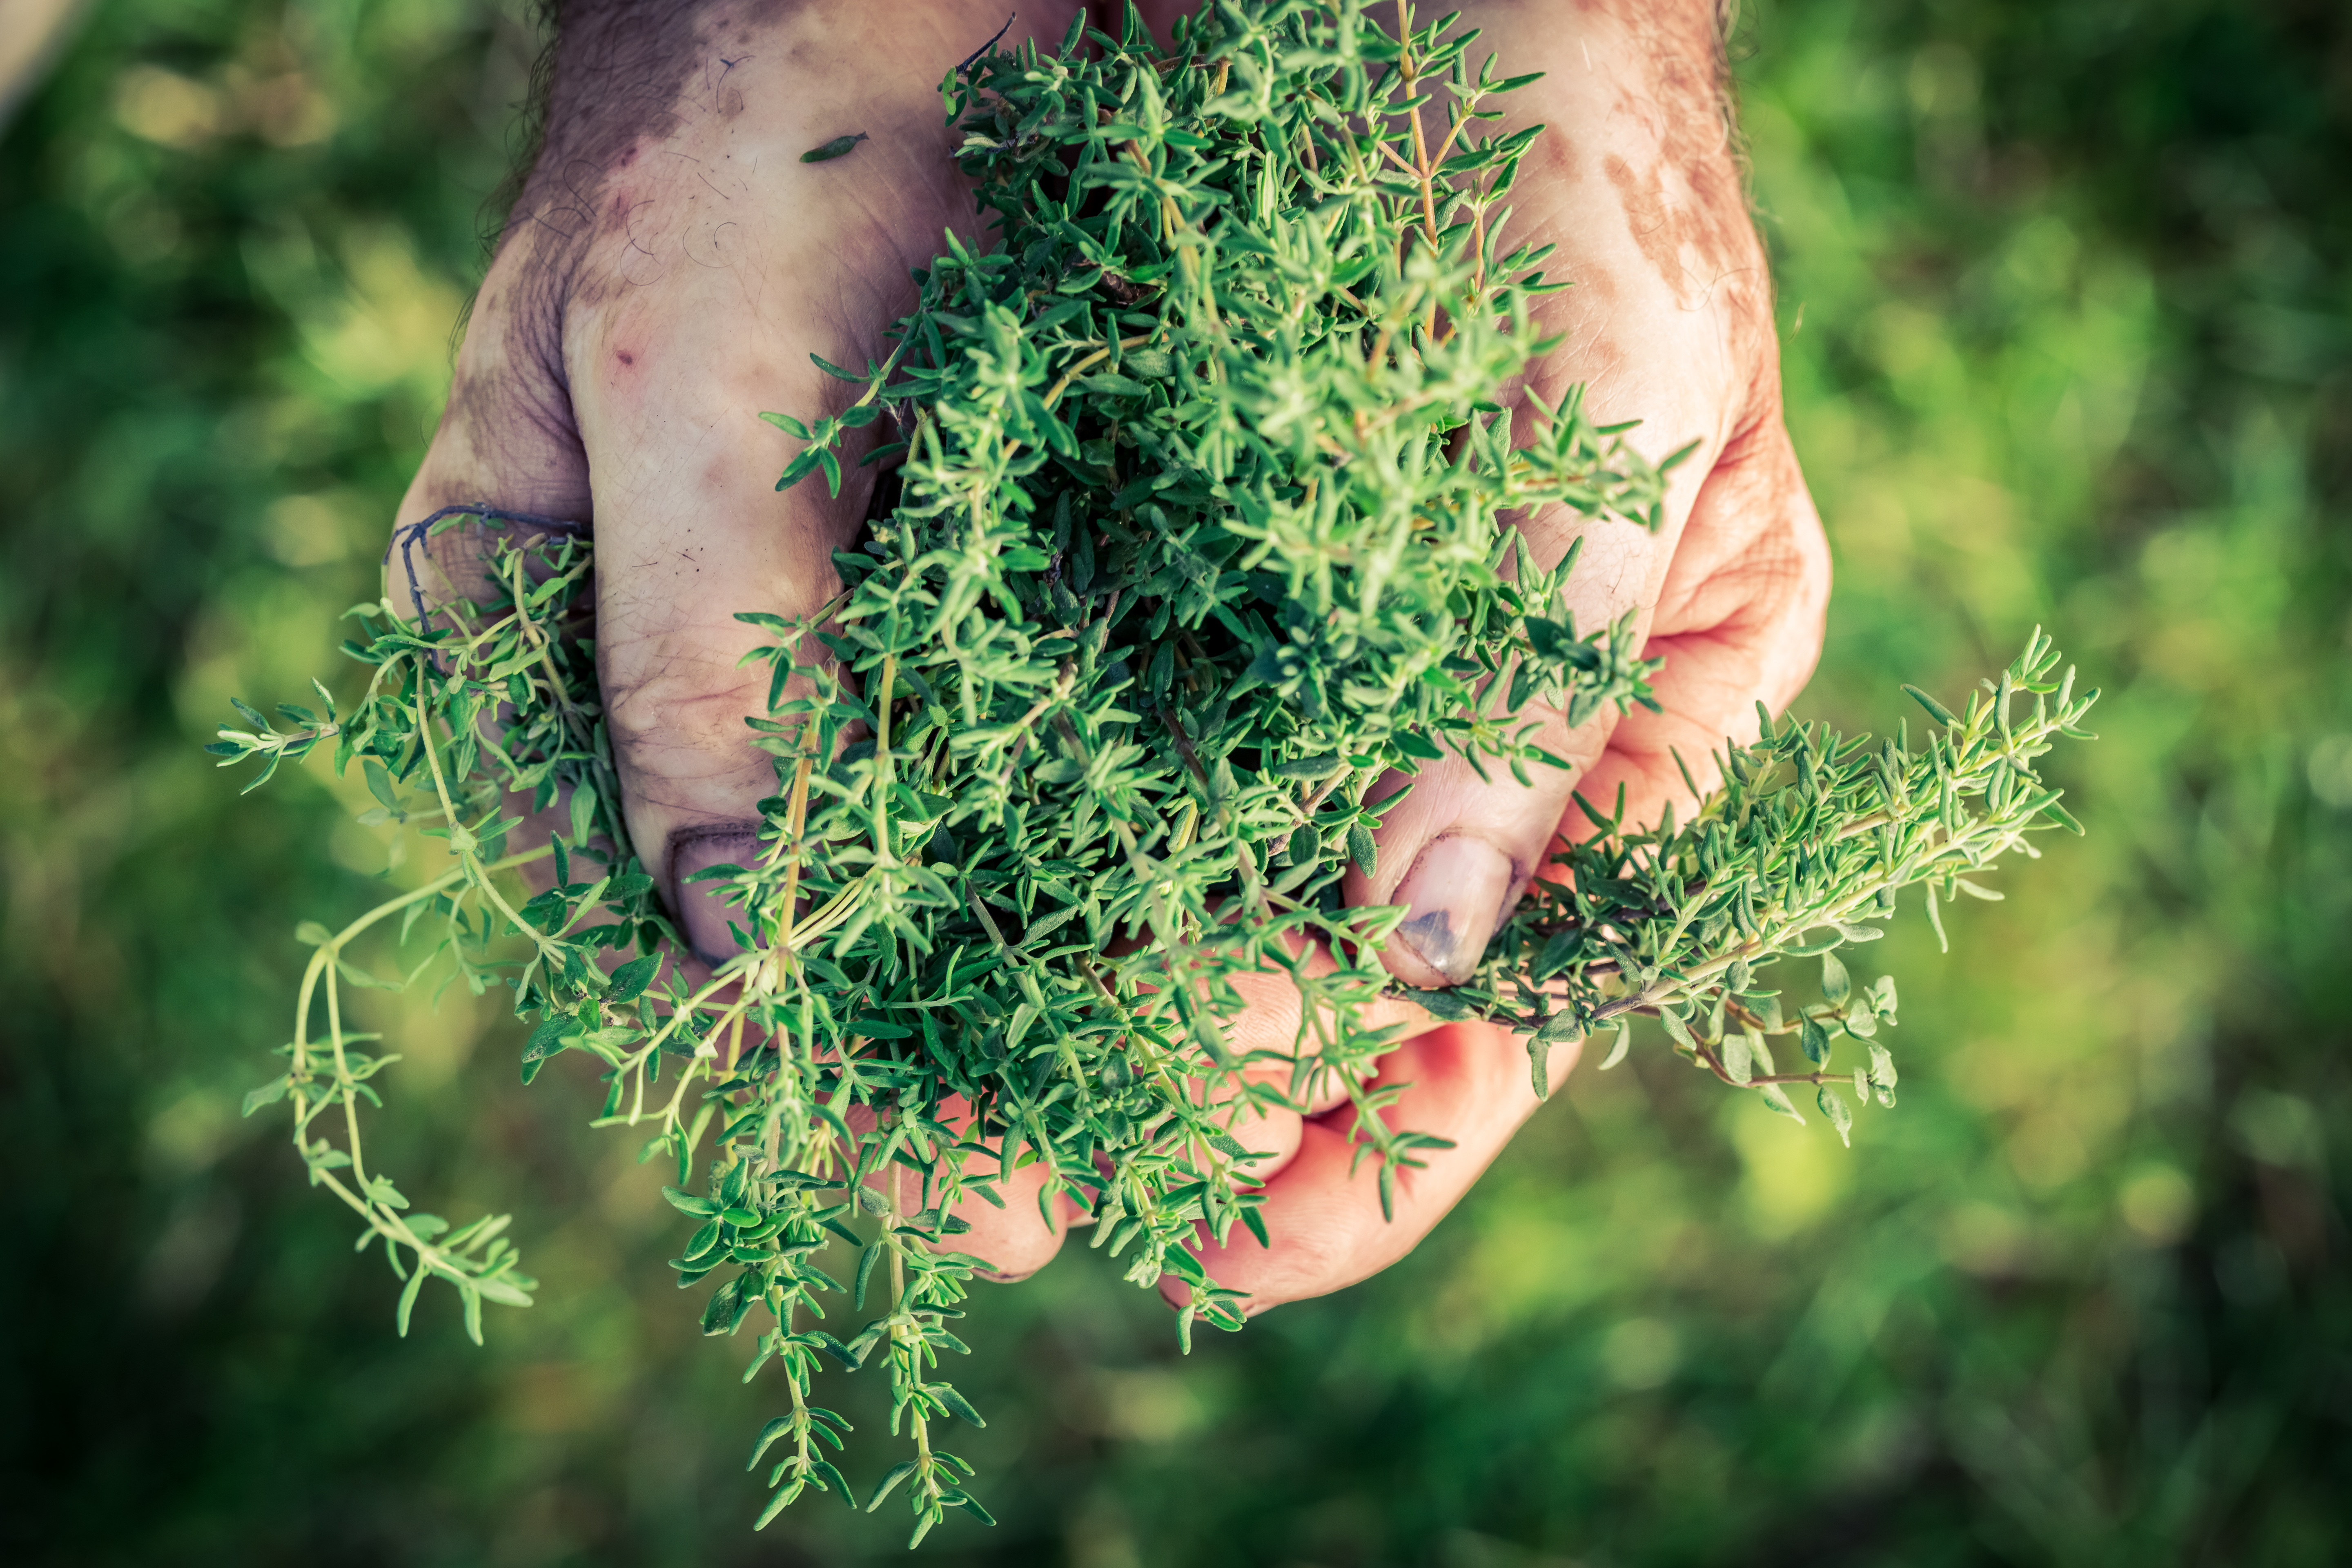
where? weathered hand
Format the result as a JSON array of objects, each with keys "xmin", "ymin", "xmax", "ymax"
[
  {"xmin": 395, "ymin": 0, "xmax": 1117, "ymax": 1274},
  {"xmin": 1158, "ymin": 0, "xmax": 1831, "ymax": 1312},
  {"xmin": 392, "ymin": 0, "xmax": 1827, "ymax": 1307}
]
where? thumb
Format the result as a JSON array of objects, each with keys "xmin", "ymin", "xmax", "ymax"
[{"xmin": 1344, "ymin": 515, "xmax": 1667, "ymax": 989}]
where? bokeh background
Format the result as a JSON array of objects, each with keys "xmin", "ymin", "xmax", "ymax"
[{"xmin": 3, "ymin": 1, "xmax": 2348, "ymax": 1563}]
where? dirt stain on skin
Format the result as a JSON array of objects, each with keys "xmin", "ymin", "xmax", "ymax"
[
  {"xmin": 1580, "ymin": 0, "xmax": 1774, "ymax": 410},
  {"xmin": 427, "ymin": 2, "xmax": 810, "ymax": 528},
  {"xmin": 1604, "ymin": 151, "xmax": 1687, "ymax": 300},
  {"xmin": 510, "ymin": 4, "xmax": 799, "ymax": 296}
]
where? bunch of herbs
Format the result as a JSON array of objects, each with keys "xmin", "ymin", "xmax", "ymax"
[{"xmin": 211, "ymin": 0, "xmax": 2094, "ymax": 1542}]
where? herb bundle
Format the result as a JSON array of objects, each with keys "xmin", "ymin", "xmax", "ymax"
[{"xmin": 213, "ymin": 0, "xmax": 2097, "ymax": 1544}]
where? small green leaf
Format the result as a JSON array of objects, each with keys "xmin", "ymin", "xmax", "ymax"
[
  {"xmin": 932, "ymin": 1383, "xmax": 987, "ymax": 1427},
  {"xmin": 754, "ymin": 1481, "xmax": 802, "ymax": 1530},
  {"xmin": 609, "ymin": 953, "xmax": 662, "ymax": 1002},
  {"xmin": 700, "ymin": 1274, "xmax": 744, "ymax": 1336},
  {"xmin": 1532, "ymin": 1007, "xmax": 1585, "ymax": 1049},
  {"xmin": 1820, "ymin": 951, "xmax": 1851, "ymax": 1008},
  {"xmin": 865, "ymin": 1459, "xmax": 920, "ymax": 1512},
  {"xmin": 1417, "ymin": 987, "xmax": 1479, "ymax": 1022},
  {"xmin": 394, "ymin": 1260, "xmax": 428, "ymax": 1337},
  {"xmin": 1870, "ymin": 974, "xmax": 1899, "ymax": 1015},
  {"xmin": 474, "ymin": 1274, "xmax": 534, "ymax": 1308},
  {"xmin": 1782, "ymin": 927, "xmax": 1845, "ymax": 957},
  {"xmin": 1272, "ymin": 753, "xmax": 1341, "ymax": 780},
  {"xmin": 1081, "ymin": 372, "xmax": 1153, "ymax": 399},
  {"xmin": 1868, "ymin": 1043, "xmax": 1899, "ymax": 1091},
  {"xmin": 747, "ymin": 1417, "xmax": 794, "ymax": 1472},
  {"xmin": 1818, "ymin": 1086, "xmax": 1853, "ymax": 1147},
  {"xmin": 362, "ymin": 757, "xmax": 400, "ymax": 811},
  {"xmin": 521, "ymin": 1014, "xmax": 575, "ymax": 1063},
  {"xmin": 1902, "ymin": 684, "xmax": 1960, "ymax": 726},
  {"xmin": 854, "ymin": 1241, "xmax": 884, "ymax": 1308},
  {"xmin": 800, "ymin": 132, "xmax": 869, "ymax": 163},
  {"xmin": 1720, "ymin": 1031, "xmax": 1753, "ymax": 1084}
]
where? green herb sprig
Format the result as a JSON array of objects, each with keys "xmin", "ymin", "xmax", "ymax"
[{"xmin": 212, "ymin": 1, "xmax": 2096, "ymax": 1544}]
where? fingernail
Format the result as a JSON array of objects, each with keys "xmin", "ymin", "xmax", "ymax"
[
  {"xmin": 1392, "ymin": 834, "xmax": 1520, "ymax": 985},
  {"xmin": 671, "ymin": 829, "xmax": 760, "ymax": 963}
]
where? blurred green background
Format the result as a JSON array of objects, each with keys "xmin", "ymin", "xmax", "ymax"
[{"xmin": 3, "ymin": 0, "xmax": 2347, "ymax": 1562}]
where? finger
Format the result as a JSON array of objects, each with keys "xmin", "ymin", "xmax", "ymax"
[
  {"xmin": 935, "ymin": 1069, "xmax": 1310, "ymax": 1284},
  {"xmin": 1132, "ymin": 920, "xmax": 1444, "ymax": 1197},
  {"xmin": 839, "ymin": 1092, "xmax": 1078, "ymax": 1284},
  {"xmin": 389, "ymin": 172, "xmax": 594, "ymax": 601},
  {"xmin": 557, "ymin": 20, "xmax": 1011, "ymax": 957},
  {"xmin": 1334, "ymin": 512, "xmax": 1655, "ymax": 990},
  {"xmin": 1570, "ymin": 409, "xmax": 1831, "ymax": 842},
  {"xmin": 860, "ymin": 1069, "xmax": 1305, "ymax": 1285},
  {"xmin": 1158, "ymin": 1020, "xmax": 1582, "ymax": 1312},
  {"xmin": 893, "ymin": 1128, "xmax": 1083, "ymax": 1285},
  {"xmin": 387, "ymin": 222, "xmax": 605, "ymax": 906},
  {"xmin": 956, "ymin": 1165, "xmax": 1075, "ymax": 1284},
  {"xmin": 1222, "ymin": 935, "xmax": 1437, "ymax": 1109}
]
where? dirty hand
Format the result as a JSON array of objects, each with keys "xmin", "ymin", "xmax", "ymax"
[{"xmin": 392, "ymin": 0, "xmax": 1828, "ymax": 1311}]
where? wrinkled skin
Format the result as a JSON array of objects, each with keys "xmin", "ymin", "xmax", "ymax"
[{"xmin": 396, "ymin": 0, "xmax": 1829, "ymax": 1310}]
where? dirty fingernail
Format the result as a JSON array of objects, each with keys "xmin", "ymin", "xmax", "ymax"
[
  {"xmin": 671, "ymin": 829, "xmax": 759, "ymax": 962},
  {"xmin": 1392, "ymin": 834, "xmax": 1519, "ymax": 985}
]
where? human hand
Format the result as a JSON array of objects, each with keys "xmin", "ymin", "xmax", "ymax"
[
  {"xmin": 391, "ymin": 0, "xmax": 1826, "ymax": 1305},
  {"xmin": 393, "ymin": 0, "xmax": 1119, "ymax": 1264},
  {"xmin": 1156, "ymin": 0, "xmax": 1831, "ymax": 1312}
]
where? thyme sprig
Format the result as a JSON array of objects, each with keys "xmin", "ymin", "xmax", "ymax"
[
  {"xmin": 212, "ymin": 1, "xmax": 2095, "ymax": 1544},
  {"xmin": 1452, "ymin": 629, "xmax": 2098, "ymax": 1125}
]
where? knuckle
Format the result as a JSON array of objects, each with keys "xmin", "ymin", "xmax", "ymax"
[{"xmin": 602, "ymin": 638, "xmax": 768, "ymax": 764}]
